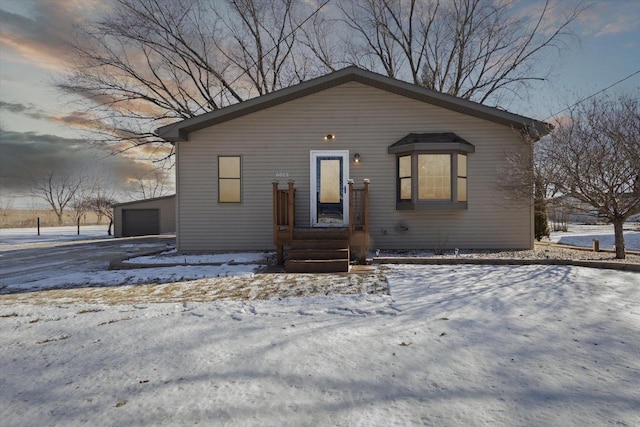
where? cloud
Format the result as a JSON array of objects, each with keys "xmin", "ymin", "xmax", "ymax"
[
  {"xmin": 0, "ymin": 1, "xmax": 195, "ymax": 144},
  {"xmin": 0, "ymin": 101, "xmax": 28, "ymax": 113},
  {"xmin": 0, "ymin": 100, "xmax": 127, "ymax": 137},
  {"xmin": 0, "ymin": 100, "xmax": 55, "ymax": 121},
  {"xmin": 0, "ymin": 100, "xmax": 103, "ymax": 131},
  {"xmin": 52, "ymin": 112, "xmax": 98, "ymax": 127},
  {"xmin": 0, "ymin": 0, "xmax": 109, "ymax": 71},
  {"xmin": 0, "ymin": 127, "xmax": 161, "ymax": 197},
  {"xmin": 0, "ymin": 8, "xmax": 70, "ymax": 71},
  {"xmin": 577, "ymin": 1, "xmax": 640, "ymax": 37}
]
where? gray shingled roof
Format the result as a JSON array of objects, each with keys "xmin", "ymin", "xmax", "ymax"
[
  {"xmin": 388, "ymin": 133, "xmax": 476, "ymax": 154},
  {"xmin": 156, "ymin": 66, "xmax": 552, "ymax": 142}
]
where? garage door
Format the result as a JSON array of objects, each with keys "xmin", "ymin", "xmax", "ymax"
[{"xmin": 122, "ymin": 209, "xmax": 160, "ymax": 237}]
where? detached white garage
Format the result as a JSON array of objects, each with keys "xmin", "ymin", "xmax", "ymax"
[{"xmin": 113, "ymin": 195, "xmax": 176, "ymax": 238}]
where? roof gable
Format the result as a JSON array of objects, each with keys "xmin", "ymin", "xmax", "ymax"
[{"xmin": 156, "ymin": 66, "xmax": 551, "ymax": 142}]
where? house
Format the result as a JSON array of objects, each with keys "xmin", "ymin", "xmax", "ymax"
[
  {"xmin": 113, "ymin": 195, "xmax": 176, "ymax": 237},
  {"xmin": 156, "ymin": 67, "xmax": 550, "ymax": 272}
]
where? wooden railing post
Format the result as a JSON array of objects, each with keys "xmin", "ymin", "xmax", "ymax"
[
  {"xmin": 362, "ymin": 179, "xmax": 370, "ymax": 264},
  {"xmin": 348, "ymin": 179, "xmax": 354, "ymax": 236},
  {"xmin": 273, "ymin": 181, "xmax": 284, "ymax": 264},
  {"xmin": 272, "ymin": 181, "xmax": 279, "ymax": 245},
  {"xmin": 287, "ymin": 180, "xmax": 295, "ymax": 242}
]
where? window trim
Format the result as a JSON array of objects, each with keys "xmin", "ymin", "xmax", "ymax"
[
  {"xmin": 217, "ymin": 155, "xmax": 242, "ymax": 203},
  {"xmin": 389, "ymin": 133, "xmax": 474, "ymax": 211},
  {"xmin": 394, "ymin": 152, "xmax": 470, "ymax": 210}
]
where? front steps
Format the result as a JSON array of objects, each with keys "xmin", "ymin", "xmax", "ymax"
[{"xmin": 284, "ymin": 229, "xmax": 350, "ymax": 273}]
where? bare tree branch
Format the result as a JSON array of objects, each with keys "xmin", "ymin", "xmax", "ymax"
[
  {"xmin": 339, "ymin": 0, "xmax": 583, "ymax": 105},
  {"xmin": 57, "ymin": 0, "xmax": 328, "ymax": 159},
  {"xmin": 30, "ymin": 171, "xmax": 82, "ymax": 225},
  {"xmin": 541, "ymin": 93, "xmax": 640, "ymax": 259}
]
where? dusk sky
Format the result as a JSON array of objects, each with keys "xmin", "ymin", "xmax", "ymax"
[{"xmin": 1, "ymin": 0, "xmax": 639, "ymax": 208}]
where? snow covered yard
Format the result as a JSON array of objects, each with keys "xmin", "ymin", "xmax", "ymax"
[
  {"xmin": 550, "ymin": 223, "xmax": 640, "ymax": 251},
  {"xmin": 1, "ymin": 264, "xmax": 639, "ymax": 426},
  {"xmin": 0, "ymin": 225, "xmax": 114, "ymax": 248}
]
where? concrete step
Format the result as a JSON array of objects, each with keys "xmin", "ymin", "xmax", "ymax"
[
  {"xmin": 285, "ymin": 259, "xmax": 350, "ymax": 273},
  {"xmin": 287, "ymin": 248, "xmax": 350, "ymax": 261}
]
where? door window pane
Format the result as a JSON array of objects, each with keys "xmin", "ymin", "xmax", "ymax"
[{"xmin": 320, "ymin": 159, "xmax": 341, "ymax": 203}]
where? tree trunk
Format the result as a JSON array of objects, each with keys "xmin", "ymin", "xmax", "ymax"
[
  {"xmin": 108, "ymin": 219, "xmax": 113, "ymax": 236},
  {"xmin": 55, "ymin": 211, "xmax": 63, "ymax": 225},
  {"xmin": 612, "ymin": 218, "xmax": 626, "ymax": 259}
]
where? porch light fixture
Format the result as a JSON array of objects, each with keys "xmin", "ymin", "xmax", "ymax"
[
  {"xmin": 354, "ymin": 153, "xmax": 361, "ymax": 163},
  {"xmin": 324, "ymin": 134, "xmax": 335, "ymax": 141}
]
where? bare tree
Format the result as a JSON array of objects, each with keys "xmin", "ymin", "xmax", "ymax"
[
  {"xmin": 298, "ymin": 7, "xmax": 342, "ymax": 73},
  {"xmin": 57, "ymin": 0, "xmax": 324, "ymax": 156},
  {"xmin": 57, "ymin": 0, "xmax": 584, "ymax": 164},
  {"xmin": 215, "ymin": 0, "xmax": 313, "ymax": 96},
  {"xmin": 70, "ymin": 196, "xmax": 93, "ymax": 226},
  {"xmin": 541, "ymin": 93, "xmax": 640, "ymax": 259},
  {"xmin": 30, "ymin": 171, "xmax": 82, "ymax": 225},
  {"xmin": 130, "ymin": 169, "xmax": 172, "ymax": 200},
  {"xmin": 91, "ymin": 194, "xmax": 118, "ymax": 236},
  {"xmin": 0, "ymin": 197, "xmax": 13, "ymax": 227},
  {"xmin": 339, "ymin": 0, "xmax": 584, "ymax": 105},
  {"xmin": 69, "ymin": 171, "xmax": 101, "ymax": 226},
  {"xmin": 338, "ymin": 0, "xmax": 436, "ymax": 82}
]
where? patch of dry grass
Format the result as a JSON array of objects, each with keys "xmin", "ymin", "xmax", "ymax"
[
  {"xmin": 0, "ymin": 268, "xmax": 389, "ymax": 306},
  {"xmin": 1, "ymin": 209, "xmax": 108, "ymax": 228}
]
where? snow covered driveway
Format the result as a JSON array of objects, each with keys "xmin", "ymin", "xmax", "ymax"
[
  {"xmin": 0, "ymin": 235, "xmax": 175, "ymax": 294},
  {"xmin": 1, "ymin": 264, "xmax": 638, "ymax": 426}
]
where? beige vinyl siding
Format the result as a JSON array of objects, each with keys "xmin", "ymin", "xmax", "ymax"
[{"xmin": 177, "ymin": 82, "xmax": 533, "ymax": 252}]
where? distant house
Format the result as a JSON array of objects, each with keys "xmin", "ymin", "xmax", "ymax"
[
  {"xmin": 156, "ymin": 67, "xmax": 550, "ymax": 271},
  {"xmin": 113, "ymin": 195, "xmax": 175, "ymax": 238}
]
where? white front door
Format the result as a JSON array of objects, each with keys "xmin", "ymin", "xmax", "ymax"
[{"xmin": 310, "ymin": 150, "xmax": 349, "ymax": 227}]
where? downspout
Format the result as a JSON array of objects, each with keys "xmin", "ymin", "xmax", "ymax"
[
  {"xmin": 529, "ymin": 141, "xmax": 535, "ymax": 249},
  {"xmin": 173, "ymin": 141, "xmax": 181, "ymax": 252}
]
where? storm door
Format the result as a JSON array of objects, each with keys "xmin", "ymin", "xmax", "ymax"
[{"xmin": 310, "ymin": 150, "xmax": 349, "ymax": 227}]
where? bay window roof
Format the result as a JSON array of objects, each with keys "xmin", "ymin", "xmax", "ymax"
[{"xmin": 388, "ymin": 133, "xmax": 475, "ymax": 154}]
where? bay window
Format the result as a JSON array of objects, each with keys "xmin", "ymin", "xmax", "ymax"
[{"xmin": 388, "ymin": 133, "xmax": 474, "ymax": 210}]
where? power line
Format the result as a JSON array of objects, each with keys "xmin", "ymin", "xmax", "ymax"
[{"xmin": 545, "ymin": 69, "xmax": 640, "ymax": 120}]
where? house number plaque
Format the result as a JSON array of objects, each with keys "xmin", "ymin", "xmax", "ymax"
[{"xmin": 275, "ymin": 172, "xmax": 290, "ymax": 178}]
